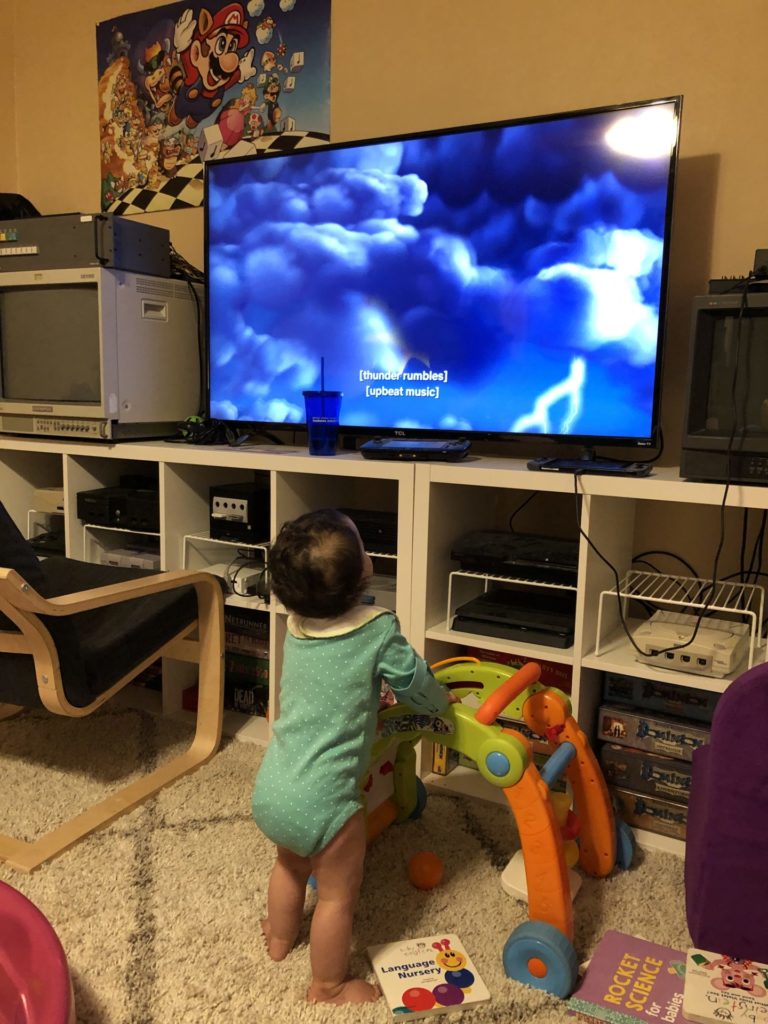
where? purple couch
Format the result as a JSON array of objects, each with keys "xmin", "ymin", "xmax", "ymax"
[{"xmin": 684, "ymin": 660, "xmax": 768, "ymax": 961}]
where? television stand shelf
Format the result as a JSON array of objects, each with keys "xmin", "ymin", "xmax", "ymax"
[{"xmin": 4, "ymin": 438, "xmax": 768, "ymax": 856}]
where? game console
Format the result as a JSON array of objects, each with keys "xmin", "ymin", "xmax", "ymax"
[
  {"xmin": 359, "ymin": 437, "xmax": 471, "ymax": 461},
  {"xmin": 205, "ymin": 561, "xmax": 269, "ymax": 599},
  {"xmin": 31, "ymin": 486, "xmax": 64, "ymax": 515},
  {"xmin": 209, "ymin": 481, "xmax": 270, "ymax": 543},
  {"xmin": 76, "ymin": 484, "xmax": 159, "ymax": 532},
  {"xmin": 452, "ymin": 587, "xmax": 576, "ymax": 648},
  {"xmin": 338, "ymin": 508, "xmax": 397, "ymax": 554},
  {"xmin": 99, "ymin": 546, "xmax": 161, "ymax": 571},
  {"xmin": 451, "ymin": 530, "xmax": 578, "ymax": 585},
  {"xmin": 632, "ymin": 610, "xmax": 750, "ymax": 677}
]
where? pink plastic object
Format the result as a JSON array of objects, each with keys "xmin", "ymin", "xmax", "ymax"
[{"xmin": 0, "ymin": 880, "xmax": 74, "ymax": 1024}]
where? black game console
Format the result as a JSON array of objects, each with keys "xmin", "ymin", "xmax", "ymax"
[
  {"xmin": 359, "ymin": 437, "xmax": 471, "ymax": 461},
  {"xmin": 527, "ymin": 456, "xmax": 652, "ymax": 476},
  {"xmin": 210, "ymin": 480, "xmax": 270, "ymax": 543},
  {"xmin": 452, "ymin": 587, "xmax": 576, "ymax": 648},
  {"xmin": 450, "ymin": 530, "xmax": 578, "ymax": 586},
  {"xmin": 338, "ymin": 508, "xmax": 397, "ymax": 554},
  {"xmin": 76, "ymin": 485, "xmax": 160, "ymax": 532}
]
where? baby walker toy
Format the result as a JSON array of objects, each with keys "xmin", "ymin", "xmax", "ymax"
[{"xmin": 365, "ymin": 656, "xmax": 635, "ymax": 998}]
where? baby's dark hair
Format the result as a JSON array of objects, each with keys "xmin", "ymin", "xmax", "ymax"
[{"xmin": 268, "ymin": 508, "xmax": 367, "ymax": 618}]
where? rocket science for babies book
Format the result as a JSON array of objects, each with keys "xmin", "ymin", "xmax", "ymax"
[
  {"xmin": 367, "ymin": 933, "xmax": 490, "ymax": 1019},
  {"xmin": 566, "ymin": 930, "xmax": 688, "ymax": 1023}
]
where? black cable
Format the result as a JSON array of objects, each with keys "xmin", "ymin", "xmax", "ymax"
[
  {"xmin": 508, "ymin": 493, "xmax": 537, "ymax": 531},
  {"xmin": 186, "ymin": 277, "xmax": 206, "ymax": 418},
  {"xmin": 632, "ymin": 548, "xmax": 699, "ymax": 579},
  {"xmin": 740, "ymin": 508, "xmax": 749, "ymax": 581},
  {"xmin": 632, "ymin": 558, "xmax": 662, "ymax": 574},
  {"xmin": 573, "ymin": 471, "xmax": 730, "ymax": 658},
  {"xmin": 746, "ymin": 510, "xmax": 767, "ymax": 586},
  {"xmin": 226, "ymin": 548, "xmax": 269, "ymax": 598},
  {"xmin": 225, "ymin": 427, "xmax": 285, "ymax": 447},
  {"xmin": 627, "ymin": 425, "xmax": 666, "ymax": 467}
]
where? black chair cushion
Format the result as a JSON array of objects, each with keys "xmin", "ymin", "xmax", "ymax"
[
  {"xmin": 0, "ymin": 502, "xmax": 46, "ymax": 633},
  {"xmin": 2, "ymin": 556, "xmax": 199, "ymax": 709}
]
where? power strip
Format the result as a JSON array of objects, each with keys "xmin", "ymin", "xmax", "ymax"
[{"xmin": 632, "ymin": 610, "xmax": 749, "ymax": 678}]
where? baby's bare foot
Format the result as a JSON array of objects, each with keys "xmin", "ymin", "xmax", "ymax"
[
  {"xmin": 260, "ymin": 917, "xmax": 294, "ymax": 962},
  {"xmin": 307, "ymin": 978, "xmax": 381, "ymax": 1004}
]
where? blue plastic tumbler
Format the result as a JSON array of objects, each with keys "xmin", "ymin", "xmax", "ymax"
[{"xmin": 303, "ymin": 390, "xmax": 342, "ymax": 456}]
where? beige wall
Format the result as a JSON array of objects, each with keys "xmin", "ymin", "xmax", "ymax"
[
  {"xmin": 4, "ymin": 0, "xmax": 767, "ymax": 461},
  {"xmin": 0, "ymin": 7, "xmax": 17, "ymax": 190}
]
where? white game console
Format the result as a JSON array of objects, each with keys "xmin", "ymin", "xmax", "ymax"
[
  {"xmin": 32, "ymin": 486, "xmax": 65, "ymax": 515},
  {"xmin": 632, "ymin": 610, "xmax": 750, "ymax": 678},
  {"xmin": 99, "ymin": 546, "xmax": 160, "ymax": 571}
]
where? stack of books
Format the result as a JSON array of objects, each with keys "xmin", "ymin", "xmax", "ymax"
[{"xmin": 224, "ymin": 607, "xmax": 270, "ymax": 717}]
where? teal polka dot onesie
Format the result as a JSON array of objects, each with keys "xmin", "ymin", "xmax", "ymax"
[{"xmin": 251, "ymin": 606, "xmax": 449, "ymax": 857}]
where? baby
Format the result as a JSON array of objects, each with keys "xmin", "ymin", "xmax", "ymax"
[{"xmin": 252, "ymin": 508, "xmax": 451, "ymax": 1004}]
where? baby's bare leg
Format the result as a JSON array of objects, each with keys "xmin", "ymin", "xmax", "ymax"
[
  {"xmin": 306, "ymin": 810, "xmax": 379, "ymax": 1004},
  {"xmin": 263, "ymin": 844, "xmax": 311, "ymax": 961}
]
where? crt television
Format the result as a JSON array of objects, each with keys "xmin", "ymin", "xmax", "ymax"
[
  {"xmin": 681, "ymin": 291, "xmax": 768, "ymax": 484},
  {"xmin": 205, "ymin": 96, "xmax": 681, "ymax": 453},
  {"xmin": 0, "ymin": 268, "xmax": 202, "ymax": 440}
]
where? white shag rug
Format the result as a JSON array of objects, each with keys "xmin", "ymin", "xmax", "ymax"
[{"xmin": 0, "ymin": 707, "xmax": 691, "ymax": 1023}]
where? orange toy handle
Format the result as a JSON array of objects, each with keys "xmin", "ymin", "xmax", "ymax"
[
  {"xmin": 474, "ymin": 661, "xmax": 541, "ymax": 726},
  {"xmin": 430, "ymin": 656, "xmax": 480, "ymax": 672}
]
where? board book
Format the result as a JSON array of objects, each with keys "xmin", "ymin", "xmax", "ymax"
[
  {"xmin": 683, "ymin": 947, "xmax": 768, "ymax": 1023},
  {"xmin": 367, "ymin": 933, "xmax": 490, "ymax": 1019},
  {"xmin": 566, "ymin": 930, "xmax": 687, "ymax": 1023}
]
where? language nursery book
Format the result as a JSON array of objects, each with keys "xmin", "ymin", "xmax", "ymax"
[
  {"xmin": 682, "ymin": 947, "xmax": 768, "ymax": 1024},
  {"xmin": 367, "ymin": 933, "xmax": 491, "ymax": 1019},
  {"xmin": 566, "ymin": 930, "xmax": 688, "ymax": 1023}
]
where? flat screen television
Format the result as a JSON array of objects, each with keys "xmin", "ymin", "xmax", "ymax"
[{"xmin": 205, "ymin": 96, "xmax": 681, "ymax": 462}]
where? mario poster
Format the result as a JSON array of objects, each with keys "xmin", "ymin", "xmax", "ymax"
[{"xmin": 96, "ymin": 0, "xmax": 330, "ymax": 213}]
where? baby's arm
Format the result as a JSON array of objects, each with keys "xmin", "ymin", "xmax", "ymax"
[{"xmin": 377, "ymin": 619, "xmax": 449, "ymax": 714}]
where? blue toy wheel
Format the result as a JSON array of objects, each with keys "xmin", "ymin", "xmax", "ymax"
[
  {"xmin": 615, "ymin": 817, "xmax": 636, "ymax": 870},
  {"xmin": 408, "ymin": 777, "xmax": 428, "ymax": 820},
  {"xmin": 502, "ymin": 920, "xmax": 579, "ymax": 998}
]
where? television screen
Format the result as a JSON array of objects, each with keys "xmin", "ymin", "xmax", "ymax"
[
  {"xmin": 0, "ymin": 284, "xmax": 100, "ymax": 402},
  {"xmin": 205, "ymin": 96, "xmax": 681, "ymax": 448}
]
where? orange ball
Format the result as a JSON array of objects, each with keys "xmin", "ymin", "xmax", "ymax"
[{"xmin": 408, "ymin": 850, "xmax": 444, "ymax": 890}]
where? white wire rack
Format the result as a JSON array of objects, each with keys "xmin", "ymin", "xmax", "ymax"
[
  {"xmin": 182, "ymin": 531, "xmax": 269, "ymax": 568},
  {"xmin": 446, "ymin": 569, "xmax": 577, "ymax": 629},
  {"xmin": 595, "ymin": 570, "xmax": 766, "ymax": 670},
  {"xmin": 82, "ymin": 523, "xmax": 161, "ymax": 564}
]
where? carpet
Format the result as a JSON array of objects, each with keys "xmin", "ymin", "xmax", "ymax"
[{"xmin": 0, "ymin": 706, "xmax": 692, "ymax": 1023}]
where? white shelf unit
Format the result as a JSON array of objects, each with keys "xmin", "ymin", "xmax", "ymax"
[
  {"xmin": 4, "ymin": 438, "xmax": 768, "ymax": 852},
  {"xmin": 411, "ymin": 457, "xmax": 768, "ymax": 856},
  {"xmin": 0, "ymin": 437, "xmax": 415, "ymax": 741}
]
